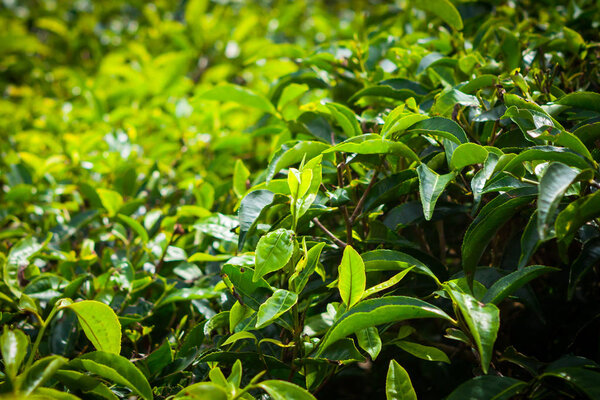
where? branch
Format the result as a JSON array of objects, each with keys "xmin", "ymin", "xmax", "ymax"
[
  {"xmin": 349, "ymin": 169, "xmax": 378, "ymax": 224},
  {"xmin": 312, "ymin": 217, "xmax": 347, "ymax": 248}
]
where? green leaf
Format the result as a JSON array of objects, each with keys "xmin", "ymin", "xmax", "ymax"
[
  {"xmin": 501, "ymin": 146, "xmax": 591, "ymax": 173},
  {"xmin": 117, "ymin": 214, "xmax": 149, "ymax": 244},
  {"xmin": 541, "ymin": 367, "xmax": 600, "ymax": 399},
  {"xmin": 255, "ymin": 289, "xmax": 298, "ymax": 329},
  {"xmin": 356, "ymin": 327, "xmax": 382, "ymax": 360},
  {"xmin": 446, "ymin": 287, "xmax": 500, "ymax": 373},
  {"xmin": 257, "ymin": 380, "xmax": 316, "ymax": 400},
  {"xmin": 361, "ymin": 249, "xmax": 441, "ymax": 283},
  {"xmin": 253, "ymin": 229, "xmax": 294, "ymax": 282},
  {"xmin": 518, "ymin": 211, "xmax": 541, "ymax": 268},
  {"xmin": 19, "ymin": 355, "xmax": 67, "ymax": 395},
  {"xmin": 482, "ymin": 265, "xmax": 558, "ymax": 305},
  {"xmin": 315, "ymin": 296, "xmax": 453, "ymax": 355},
  {"xmin": 1, "ymin": 326, "xmax": 29, "ymax": 380},
  {"xmin": 417, "ymin": 0, "xmax": 463, "ymax": 29},
  {"xmin": 381, "ymin": 112, "xmax": 428, "ymax": 138},
  {"xmin": 4, "ymin": 235, "xmax": 50, "ymax": 296},
  {"xmin": 146, "ymin": 341, "xmax": 173, "ymax": 376},
  {"xmin": 555, "ymin": 190, "xmax": 600, "ymax": 241},
  {"xmin": 174, "ymin": 382, "xmax": 228, "ymax": 400},
  {"xmin": 198, "ymin": 84, "xmax": 276, "ymax": 114},
  {"xmin": 573, "ymin": 122, "xmax": 600, "ymax": 147},
  {"xmin": 312, "ymin": 338, "xmax": 366, "ymax": 363},
  {"xmin": 31, "ymin": 387, "xmax": 83, "ymax": 400},
  {"xmin": 229, "ymin": 301, "xmax": 254, "ymax": 331},
  {"xmin": 395, "ymin": 341, "xmax": 450, "ymax": 363},
  {"xmin": 233, "ymin": 159, "xmax": 251, "ymax": 198},
  {"xmin": 222, "ymin": 263, "xmax": 272, "ymax": 310},
  {"xmin": 556, "ymin": 91, "xmax": 600, "ymax": 113},
  {"xmin": 568, "ymin": 238, "xmax": 600, "ymax": 300},
  {"xmin": 289, "ymin": 242, "xmax": 326, "ymax": 293},
  {"xmin": 97, "ymin": 189, "xmax": 123, "ymax": 217},
  {"xmin": 361, "ymin": 267, "xmax": 414, "ymax": 300},
  {"xmin": 326, "ymin": 103, "xmax": 362, "ymax": 137},
  {"xmin": 449, "ymin": 143, "xmax": 489, "ymax": 170},
  {"xmin": 462, "ymin": 188, "xmax": 536, "ymax": 286},
  {"xmin": 188, "ymin": 253, "xmax": 232, "ymax": 263},
  {"xmin": 324, "ymin": 135, "xmax": 420, "ymax": 162},
  {"xmin": 70, "ymin": 351, "xmax": 153, "ymax": 400},
  {"xmin": 237, "ymin": 189, "xmax": 276, "ymax": 251},
  {"xmin": 446, "ymin": 376, "xmax": 526, "ymax": 400},
  {"xmin": 266, "ymin": 141, "xmax": 330, "ymax": 182},
  {"xmin": 350, "ymin": 79, "xmax": 428, "ymax": 103},
  {"xmin": 386, "ymin": 360, "xmax": 417, "ymax": 400},
  {"xmin": 363, "ymin": 170, "xmax": 417, "ymax": 212},
  {"xmin": 417, "ymin": 163, "xmax": 456, "ymax": 221},
  {"xmin": 471, "ymin": 152, "xmax": 500, "ymax": 212},
  {"xmin": 227, "ymin": 359, "xmax": 242, "ymax": 388},
  {"xmin": 222, "ymin": 331, "xmax": 257, "ymax": 347},
  {"xmin": 537, "ymin": 162, "xmax": 579, "ymax": 239},
  {"xmin": 338, "ymin": 245, "xmax": 366, "ymax": 309},
  {"xmin": 60, "ymin": 300, "xmax": 122, "ymax": 354},
  {"xmin": 432, "ymin": 87, "xmax": 479, "ymax": 116}
]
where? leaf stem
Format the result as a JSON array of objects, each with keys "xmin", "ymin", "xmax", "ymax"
[{"xmin": 25, "ymin": 305, "xmax": 60, "ymax": 368}]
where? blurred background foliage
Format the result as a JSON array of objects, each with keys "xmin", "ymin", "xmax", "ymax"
[{"xmin": 1, "ymin": 0, "xmax": 600, "ymax": 398}]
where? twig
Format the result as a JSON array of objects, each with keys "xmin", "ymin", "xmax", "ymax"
[
  {"xmin": 312, "ymin": 217, "xmax": 347, "ymax": 248},
  {"xmin": 349, "ymin": 169, "xmax": 379, "ymax": 224}
]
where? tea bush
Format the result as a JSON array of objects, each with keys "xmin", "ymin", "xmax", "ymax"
[{"xmin": 1, "ymin": 0, "xmax": 600, "ymax": 399}]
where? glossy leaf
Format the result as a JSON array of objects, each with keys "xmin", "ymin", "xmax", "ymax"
[
  {"xmin": 537, "ymin": 162, "xmax": 579, "ymax": 239},
  {"xmin": 386, "ymin": 360, "xmax": 417, "ymax": 400},
  {"xmin": 446, "ymin": 376, "xmax": 526, "ymax": 400},
  {"xmin": 361, "ymin": 267, "xmax": 414, "ymax": 300},
  {"xmin": 174, "ymin": 382, "xmax": 228, "ymax": 400},
  {"xmin": 316, "ymin": 296, "xmax": 453, "ymax": 355},
  {"xmin": 446, "ymin": 288, "xmax": 500, "ymax": 373},
  {"xmin": 356, "ymin": 327, "xmax": 382, "ymax": 360},
  {"xmin": 70, "ymin": 351, "xmax": 153, "ymax": 400},
  {"xmin": 266, "ymin": 141, "xmax": 330, "ymax": 182},
  {"xmin": 338, "ymin": 245, "xmax": 366, "ymax": 309},
  {"xmin": 256, "ymin": 289, "xmax": 298, "ymax": 329},
  {"xmin": 324, "ymin": 135, "xmax": 420, "ymax": 162},
  {"xmin": 449, "ymin": 143, "xmax": 489, "ymax": 170},
  {"xmin": 60, "ymin": 300, "xmax": 122, "ymax": 354},
  {"xmin": 395, "ymin": 341, "xmax": 450, "ymax": 363},
  {"xmin": 555, "ymin": 190, "xmax": 600, "ymax": 241},
  {"xmin": 1, "ymin": 326, "xmax": 29, "ymax": 380},
  {"xmin": 289, "ymin": 242, "xmax": 325, "ymax": 293},
  {"xmin": 258, "ymin": 380, "xmax": 316, "ymax": 400},
  {"xmin": 417, "ymin": 163, "xmax": 456, "ymax": 221},
  {"xmin": 462, "ymin": 189, "xmax": 537, "ymax": 286},
  {"xmin": 19, "ymin": 355, "xmax": 68, "ymax": 395},
  {"xmin": 253, "ymin": 229, "xmax": 294, "ymax": 282},
  {"xmin": 482, "ymin": 265, "xmax": 558, "ymax": 305}
]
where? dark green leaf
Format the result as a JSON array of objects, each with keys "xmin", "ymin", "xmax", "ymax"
[
  {"xmin": 70, "ymin": 351, "xmax": 152, "ymax": 400},
  {"xmin": 417, "ymin": 163, "xmax": 456, "ymax": 221},
  {"xmin": 315, "ymin": 296, "xmax": 453, "ymax": 355},
  {"xmin": 482, "ymin": 265, "xmax": 557, "ymax": 305},
  {"xmin": 253, "ymin": 229, "xmax": 294, "ymax": 282}
]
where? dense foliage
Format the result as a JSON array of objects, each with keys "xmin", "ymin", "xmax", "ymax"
[{"xmin": 1, "ymin": 0, "xmax": 600, "ymax": 399}]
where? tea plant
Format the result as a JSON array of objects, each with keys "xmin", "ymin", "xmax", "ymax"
[{"xmin": 1, "ymin": 0, "xmax": 600, "ymax": 399}]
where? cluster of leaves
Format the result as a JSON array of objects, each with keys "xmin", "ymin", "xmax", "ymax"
[{"xmin": 1, "ymin": 0, "xmax": 600, "ymax": 399}]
